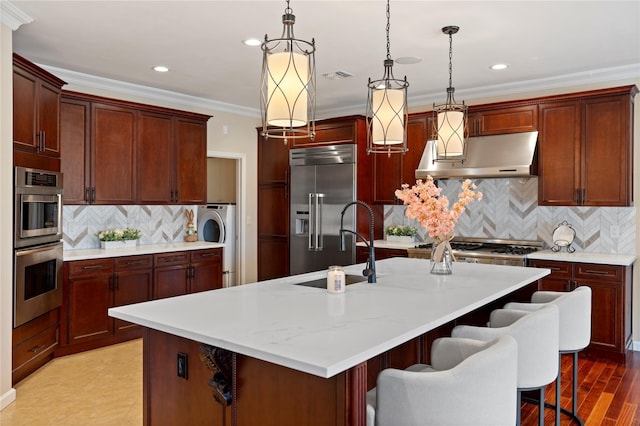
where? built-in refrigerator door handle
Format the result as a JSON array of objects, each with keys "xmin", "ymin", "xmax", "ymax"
[
  {"xmin": 315, "ymin": 193, "xmax": 324, "ymax": 250},
  {"xmin": 308, "ymin": 193, "xmax": 315, "ymax": 250}
]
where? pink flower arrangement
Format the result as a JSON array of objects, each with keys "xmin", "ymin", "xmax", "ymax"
[{"xmin": 394, "ymin": 176, "xmax": 482, "ymax": 243}]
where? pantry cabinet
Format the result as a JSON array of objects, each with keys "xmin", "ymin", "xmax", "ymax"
[
  {"xmin": 528, "ymin": 259, "xmax": 632, "ymax": 362},
  {"xmin": 13, "ymin": 54, "xmax": 66, "ymax": 171},
  {"xmin": 538, "ymin": 86, "xmax": 637, "ymax": 206},
  {"xmin": 60, "ymin": 91, "xmax": 210, "ymax": 205}
]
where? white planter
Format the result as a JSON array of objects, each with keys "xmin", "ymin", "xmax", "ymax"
[
  {"xmin": 100, "ymin": 240, "xmax": 139, "ymax": 249},
  {"xmin": 386, "ymin": 235, "xmax": 415, "ymax": 244}
]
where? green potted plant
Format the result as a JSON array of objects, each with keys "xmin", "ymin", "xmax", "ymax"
[
  {"xmin": 97, "ymin": 227, "xmax": 142, "ymax": 249},
  {"xmin": 385, "ymin": 225, "xmax": 418, "ymax": 243}
]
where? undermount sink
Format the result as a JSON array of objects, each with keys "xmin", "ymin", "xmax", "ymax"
[{"xmin": 294, "ymin": 274, "xmax": 367, "ymax": 289}]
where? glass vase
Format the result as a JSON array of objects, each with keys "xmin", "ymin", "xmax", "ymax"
[{"xmin": 431, "ymin": 241, "xmax": 453, "ymax": 275}]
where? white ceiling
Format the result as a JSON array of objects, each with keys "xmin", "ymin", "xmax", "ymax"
[{"xmin": 8, "ymin": 1, "xmax": 640, "ymax": 119}]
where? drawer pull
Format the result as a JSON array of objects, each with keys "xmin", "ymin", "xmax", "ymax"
[
  {"xmin": 82, "ymin": 265, "xmax": 104, "ymax": 270},
  {"xmin": 200, "ymin": 253, "xmax": 216, "ymax": 258},
  {"xmin": 584, "ymin": 270, "xmax": 610, "ymax": 275},
  {"xmin": 126, "ymin": 261, "xmax": 144, "ymax": 266},
  {"xmin": 30, "ymin": 344, "xmax": 46, "ymax": 353},
  {"xmin": 549, "ymin": 267, "xmax": 562, "ymax": 271}
]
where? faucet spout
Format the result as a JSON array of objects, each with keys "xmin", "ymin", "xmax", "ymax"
[{"xmin": 339, "ymin": 201, "xmax": 376, "ymax": 283}]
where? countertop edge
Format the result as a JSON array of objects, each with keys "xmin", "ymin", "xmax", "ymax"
[
  {"xmin": 64, "ymin": 241, "xmax": 225, "ymax": 261},
  {"xmin": 526, "ymin": 250, "xmax": 636, "ymax": 266}
]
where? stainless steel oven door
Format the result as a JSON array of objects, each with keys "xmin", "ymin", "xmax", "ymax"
[
  {"xmin": 14, "ymin": 241, "xmax": 63, "ymax": 327},
  {"xmin": 15, "ymin": 192, "xmax": 62, "ymax": 248}
]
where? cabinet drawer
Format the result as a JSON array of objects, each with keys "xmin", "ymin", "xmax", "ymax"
[
  {"xmin": 191, "ymin": 248, "xmax": 222, "ymax": 263},
  {"xmin": 154, "ymin": 252, "xmax": 189, "ymax": 267},
  {"xmin": 13, "ymin": 325, "xmax": 58, "ymax": 369},
  {"xmin": 114, "ymin": 254, "xmax": 153, "ymax": 271},
  {"xmin": 68, "ymin": 258, "xmax": 114, "ymax": 277},
  {"xmin": 528, "ymin": 260, "xmax": 572, "ymax": 280},
  {"xmin": 574, "ymin": 263, "xmax": 623, "ymax": 283}
]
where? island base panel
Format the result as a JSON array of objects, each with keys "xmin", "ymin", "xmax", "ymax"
[{"xmin": 144, "ymin": 329, "xmax": 231, "ymax": 426}]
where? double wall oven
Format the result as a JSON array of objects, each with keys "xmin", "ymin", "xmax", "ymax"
[{"xmin": 14, "ymin": 167, "xmax": 63, "ymax": 327}]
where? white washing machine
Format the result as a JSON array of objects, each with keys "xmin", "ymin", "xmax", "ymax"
[{"xmin": 198, "ymin": 204, "xmax": 236, "ymax": 287}]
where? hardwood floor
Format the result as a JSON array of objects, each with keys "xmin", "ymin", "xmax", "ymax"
[
  {"xmin": 0, "ymin": 339, "xmax": 638, "ymax": 425},
  {"xmin": 522, "ymin": 351, "xmax": 640, "ymax": 425}
]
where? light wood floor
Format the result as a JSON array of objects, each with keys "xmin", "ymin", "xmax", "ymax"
[{"xmin": 1, "ymin": 339, "xmax": 638, "ymax": 425}]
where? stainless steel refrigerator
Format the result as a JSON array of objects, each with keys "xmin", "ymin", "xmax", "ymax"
[{"xmin": 289, "ymin": 144, "xmax": 356, "ymax": 275}]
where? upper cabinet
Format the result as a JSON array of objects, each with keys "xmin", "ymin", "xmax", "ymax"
[
  {"xmin": 466, "ymin": 104, "xmax": 538, "ymax": 136},
  {"xmin": 60, "ymin": 91, "xmax": 210, "ymax": 205},
  {"xmin": 538, "ymin": 86, "xmax": 637, "ymax": 206},
  {"xmin": 13, "ymin": 54, "xmax": 66, "ymax": 172}
]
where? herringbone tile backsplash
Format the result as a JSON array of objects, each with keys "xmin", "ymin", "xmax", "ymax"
[
  {"xmin": 385, "ymin": 177, "xmax": 636, "ymax": 254},
  {"xmin": 63, "ymin": 205, "xmax": 198, "ymax": 250}
]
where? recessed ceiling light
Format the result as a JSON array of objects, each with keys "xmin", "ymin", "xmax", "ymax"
[
  {"xmin": 490, "ymin": 63, "xmax": 508, "ymax": 70},
  {"xmin": 395, "ymin": 56, "xmax": 422, "ymax": 65},
  {"xmin": 153, "ymin": 65, "xmax": 169, "ymax": 73},
  {"xmin": 243, "ymin": 38, "xmax": 262, "ymax": 47}
]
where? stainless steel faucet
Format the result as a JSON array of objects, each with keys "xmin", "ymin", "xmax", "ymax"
[{"xmin": 339, "ymin": 201, "xmax": 376, "ymax": 283}]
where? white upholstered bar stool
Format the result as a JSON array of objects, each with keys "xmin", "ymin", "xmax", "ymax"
[
  {"xmin": 452, "ymin": 304, "xmax": 559, "ymax": 426},
  {"xmin": 366, "ymin": 335, "xmax": 518, "ymax": 426},
  {"xmin": 505, "ymin": 286, "xmax": 592, "ymax": 426}
]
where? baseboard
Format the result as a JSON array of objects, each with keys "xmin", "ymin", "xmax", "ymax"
[{"xmin": 0, "ymin": 387, "xmax": 16, "ymax": 410}]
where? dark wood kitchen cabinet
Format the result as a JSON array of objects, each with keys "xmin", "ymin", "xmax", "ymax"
[
  {"xmin": 13, "ymin": 54, "xmax": 66, "ymax": 171},
  {"xmin": 153, "ymin": 248, "xmax": 223, "ymax": 299},
  {"xmin": 12, "ymin": 309, "xmax": 60, "ymax": 385},
  {"xmin": 466, "ymin": 104, "xmax": 538, "ymax": 136},
  {"xmin": 372, "ymin": 113, "xmax": 432, "ymax": 204},
  {"xmin": 538, "ymin": 86, "xmax": 637, "ymax": 206},
  {"xmin": 356, "ymin": 246, "xmax": 408, "ymax": 263},
  {"xmin": 528, "ymin": 259, "xmax": 632, "ymax": 362},
  {"xmin": 60, "ymin": 91, "xmax": 210, "ymax": 205},
  {"xmin": 63, "ymin": 255, "xmax": 152, "ymax": 347}
]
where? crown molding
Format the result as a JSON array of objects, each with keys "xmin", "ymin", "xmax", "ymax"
[
  {"xmin": 39, "ymin": 64, "xmax": 261, "ymax": 119},
  {"xmin": 1, "ymin": 1, "xmax": 33, "ymax": 31}
]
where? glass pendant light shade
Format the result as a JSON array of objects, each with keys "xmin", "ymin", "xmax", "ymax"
[
  {"xmin": 371, "ymin": 88, "xmax": 405, "ymax": 145},
  {"xmin": 433, "ymin": 25, "xmax": 467, "ymax": 162},
  {"xmin": 261, "ymin": 0, "xmax": 316, "ymax": 142},
  {"xmin": 265, "ymin": 51, "xmax": 309, "ymax": 127},
  {"xmin": 366, "ymin": 1, "xmax": 409, "ymax": 155}
]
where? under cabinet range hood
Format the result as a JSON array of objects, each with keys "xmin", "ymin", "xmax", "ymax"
[{"xmin": 415, "ymin": 131, "xmax": 538, "ymax": 179}]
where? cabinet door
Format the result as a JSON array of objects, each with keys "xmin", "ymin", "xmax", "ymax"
[
  {"xmin": 372, "ymin": 151, "xmax": 401, "ymax": 204},
  {"xmin": 67, "ymin": 262, "xmax": 113, "ymax": 345},
  {"xmin": 190, "ymin": 249, "xmax": 223, "ymax": 293},
  {"xmin": 582, "ymin": 94, "xmax": 632, "ymax": 206},
  {"xmin": 91, "ymin": 103, "xmax": 137, "ymax": 204},
  {"xmin": 175, "ymin": 118, "xmax": 207, "ymax": 204},
  {"xmin": 470, "ymin": 105, "xmax": 538, "ymax": 136},
  {"xmin": 576, "ymin": 280, "xmax": 621, "ymax": 353},
  {"xmin": 154, "ymin": 266, "xmax": 189, "ymax": 299},
  {"xmin": 113, "ymin": 255, "xmax": 153, "ymax": 334},
  {"xmin": 13, "ymin": 66, "xmax": 38, "ymax": 152},
  {"xmin": 38, "ymin": 80, "xmax": 61, "ymax": 157},
  {"xmin": 537, "ymin": 101, "xmax": 581, "ymax": 205},
  {"xmin": 137, "ymin": 112, "xmax": 174, "ymax": 204},
  {"xmin": 60, "ymin": 98, "xmax": 91, "ymax": 204},
  {"xmin": 401, "ymin": 115, "xmax": 430, "ymax": 186}
]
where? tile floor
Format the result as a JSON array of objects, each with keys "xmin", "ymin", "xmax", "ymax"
[{"xmin": 0, "ymin": 339, "xmax": 142, "ymax": 426}]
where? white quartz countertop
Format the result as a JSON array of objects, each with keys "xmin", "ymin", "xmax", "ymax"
[
  {"xmin": 526, "ymin": 250, "xmax": 636, "ymax": 266},
  {"xmin": 109, "ymin": 258, "xmax": 549, "ymax": 378},
  {"xmin": 64, "ymin": 241, "xmax": 224, "ymax": 261}
]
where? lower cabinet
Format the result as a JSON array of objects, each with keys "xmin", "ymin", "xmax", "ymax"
[
  {"xmin": 154, "ymin": 248, "xmax": 222, "ymax": 299},
  {"xmin": 528, "ymin": 259, "xmax": 632, "ymax": 362},
  {"xmin": 12, "ymin": 309, "xmax": 60, "ymax": 384},
  {"xmin": 356, "ymin": 246, "xmax": 408, "ymax": 263},
  {"xmin": 61, "ymin": 248, "xmax": 222, "ymax": 356}
]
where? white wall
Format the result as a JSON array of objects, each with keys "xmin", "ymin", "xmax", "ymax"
[{"xmin": 0, "ymin": 22, "xmax": 16, "ymax": 409}]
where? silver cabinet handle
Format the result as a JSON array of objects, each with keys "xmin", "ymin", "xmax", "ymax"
[
  {"xmin": 308, "ymin": 193, "xmax": 314, "ymax": 250},
  {"xmin": 315, "ymin": 193, "xmax": 324, "ymax": 250}
]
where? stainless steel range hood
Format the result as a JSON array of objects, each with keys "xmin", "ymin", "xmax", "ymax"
[{"xmin": 415, "ymin": 131, "xmax": 538, "ymax": 179}]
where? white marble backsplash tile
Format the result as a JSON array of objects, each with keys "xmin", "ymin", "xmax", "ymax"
[
  {"xmin": 63, "ymin": 205, "xmax": 198, "ymax": 250},
  {"xmin": 385, "ymin": 177, "xmax": 636, "ymax": 254}
]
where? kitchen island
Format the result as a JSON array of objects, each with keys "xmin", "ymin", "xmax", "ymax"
[{"xmin": 109, "ymin": 258, "xmax": 549, "ymax": 425}]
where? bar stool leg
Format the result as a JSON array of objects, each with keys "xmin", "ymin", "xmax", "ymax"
[
  {"xmin": 539, "ymin": 387, "xmax": 545, "ymax": 426},
  {"xmin": 556, "ymin": 355, "xmax": 561, "ymax": 426},
  {"xmin": 517, "ymin": 390, "xmax": 522, "ymax": 426}
]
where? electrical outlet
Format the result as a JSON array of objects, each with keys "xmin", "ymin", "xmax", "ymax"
[
  {"xmin": 177, "ymin": 352, "xmax": 188, "ymax": 379},
  {"xmin": 610, "ymin": 225, "xmax": 620, "ymax": 238}
]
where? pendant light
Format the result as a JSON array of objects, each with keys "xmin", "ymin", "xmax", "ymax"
[
  {"xmin": 366, "ymin": 0, "xmax": 409, "ymax": 156},
  {"xmin": 433, "ymin": 26, "xmax": 467, "ymax": 162},
  {"xmin": 260, "ymin": 0, "xmax": 316, "ymax": 143}
]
